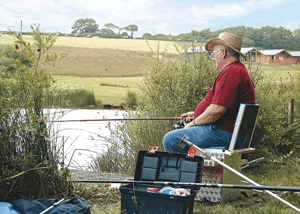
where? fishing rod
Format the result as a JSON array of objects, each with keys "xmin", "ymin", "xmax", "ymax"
[
  {"xmin": 178, "ymin": 135, "xmax": 300, "ymax": 213},
  {"xmin": 52, "ymin": 117, "xmax": 182, "ymax": 123},
  {"xmin": 72, "ymin": 180, "xmax": 300, "ymax": 192}
]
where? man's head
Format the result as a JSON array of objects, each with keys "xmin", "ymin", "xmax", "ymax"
[{"xmin": 205, "ymin": 32, "xmax": 246, "ymax": 70}]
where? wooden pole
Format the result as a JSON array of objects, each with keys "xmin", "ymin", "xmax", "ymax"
[
  {"xmin": 288, "ymin": 99, "xmax": 294, "ymax": 126},
  {"xmin": 20, "ymin": 20, "xmax": 22, "ymax": 49}
]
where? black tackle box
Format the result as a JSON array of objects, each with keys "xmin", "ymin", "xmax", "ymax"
[{"xmin": 120, "ymin": 150, "xmax": 204, "ymax": 214}]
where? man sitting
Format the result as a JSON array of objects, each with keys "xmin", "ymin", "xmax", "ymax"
[{"xmin": 163, "ymin": 32, "xmax": 256, "ymax": 153}]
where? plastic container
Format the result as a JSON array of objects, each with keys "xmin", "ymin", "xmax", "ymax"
[{"xmin": 120, "ymin": 150, "xmax": 204, "ymax": 214}]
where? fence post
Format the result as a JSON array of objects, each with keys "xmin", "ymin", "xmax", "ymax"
[{"xmin": 288, "ymin": 99, "xmax": 294, "ymax": 126}]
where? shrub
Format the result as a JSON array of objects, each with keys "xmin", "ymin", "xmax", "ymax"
[
  {"xmin": 125, "ymin": 91, "xmax": 137, "ymax": 109},
  {"xmin": 248, "ymin": 72, "xmax": 300, "ymax": 159},
  {"xmin": 90, "ymin": 44, "xmax": 219, "ymax": 173},
  {"xmin": 0, "ymin": 25, "xmax": 72, "ymax": 201},
  {"xmin": 50, "ymin": 86, "xmax": 97, "ymax": 108}
]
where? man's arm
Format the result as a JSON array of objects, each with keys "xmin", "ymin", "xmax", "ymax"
[{"xmin": 185, "ymin": 104, "xmax": 227, "ymax": 128}]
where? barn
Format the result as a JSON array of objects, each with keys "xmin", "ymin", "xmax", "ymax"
[
  {"xmin": 240, "ymin": 47, "xmax": 263, "ymax": 63},
  {"xmin": 259, "ymin": 49, "xmax": 295, "ymax": 65},
  {"xmin": 289, "ymin": 51, "xmax": 300, "ymax": 64},
  {"xmin": 182, "ymin": 46, "xmax": 208, "ymax": 60}
]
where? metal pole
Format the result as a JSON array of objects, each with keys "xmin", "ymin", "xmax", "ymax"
[
  {"xmin": 52, "ymin": 117, "xmax": 181, "ymax": 123},
  {"xmin": 179, "ymin": 135, "xmax": 300, "ymax": 213},
  {"xmin": 39, "ymin": 198, "xmax": 64, "ymax": 214},
  {"xmin": 72, "ymin": 180, "xmax": 300, "ymax": 192}
]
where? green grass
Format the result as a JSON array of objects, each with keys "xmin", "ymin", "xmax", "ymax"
[
  {"xmin": 42, "ymin": 46, "xmax": 151, "ymax": 77},
  {"xmin": 259, "ymin": 64, "xmax": 300, "ymax": 80},
  {"xmin": 54, "ymin": 76, "xmax": 143, "ymax": 103}
]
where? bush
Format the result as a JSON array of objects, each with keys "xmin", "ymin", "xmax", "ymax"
[
  {"xmin": 248, "ymin": 72, "xmax": 300, "ymax": 159},
  {"xmin": 0, "ymin": 46, "xmax": 33, "ymax": 77},
  {"xmin": 125, "ymin": 91, "xmax": 137, "ymax": 109},
  {"xmin": 50, "ymin": 85, "xmax": 97, "ymax": 108},
  {"xmin": 90, "ymin": 44, "xmax": 219, "ymax": 173},
  {"xmin": 0, "ymin": 25, "xmax": 73, "ymax": 201}
]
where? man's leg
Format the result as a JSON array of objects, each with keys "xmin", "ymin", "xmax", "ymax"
[
  {"xmin": 163, "ymin": 123, "xmax": 250, "ymax": 153},
  {"xmin": 163, "ymin": 124, "xmax": 232, "ymax": 153}
]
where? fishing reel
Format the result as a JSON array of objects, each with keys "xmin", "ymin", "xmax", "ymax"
[{"xmin": 173, "ymin": 118, "xmax": 186, "ymax": 129}]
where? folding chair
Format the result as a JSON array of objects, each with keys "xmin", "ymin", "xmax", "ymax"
[{"xmin": 196, "ymin": 103, "xmax": 260, "ymax": 202}]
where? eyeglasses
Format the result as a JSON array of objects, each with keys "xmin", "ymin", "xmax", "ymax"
[{"xmin": 211, "ymin": 49, "xmax": 223, "ymax": 56}]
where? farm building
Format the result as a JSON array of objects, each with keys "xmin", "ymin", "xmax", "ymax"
[
  {"xmin": 240, "ymin": 47, "xmax": 263, "ymax": 63},
  {"xmin": 289, "ymin": 51, "xmax": 300, "ymax": 64},
  {"xmin": 259, "ymin": 49, "xmax": 295, "ymax": 65},
  {"xmin": 182, "ymin": 46, "xmax": 209, "ymax": 60}
]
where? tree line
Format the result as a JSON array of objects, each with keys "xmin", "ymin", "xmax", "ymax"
[
  {"xmin": 2, "ymin": 20, "xmax": 300, "ymax": 51},
  {"xmin": 70, "ymin": 20, "xmax": 300, "ymax": 50},
  {"xmin": 142, "ymin": 26, "xmax": 300, "ymax": 51},
  {"xmin": 70, "ymin": 18, "xmax": 138, "ymax": 38}
]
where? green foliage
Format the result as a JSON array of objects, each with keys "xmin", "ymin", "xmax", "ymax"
[
  {"xmin": 49, "ymin": 86, "xmax": 97, "ymax": 108},
  {"xmin": 71, "ymin": 18, "xmax": 99, "ymax": 34},
  {"xmin": 125, "ymin": 91, "xmax": 137, "ymax": 109},
  {"xmin": 124, "ymin": 24, "xmax": 138, "ymax": 37},
  {"xmin": 248, "ymin": 71, "xmax": 300, "ymax": 159},
  {"xmin": 90, "ymin": 43, "xmax": 218, "ymax": 173},
  {"xmin": 0, "ymin": 24, "xmax": 72, "ymax": 201},
  {"xmin": 143, "ymin": 25, "xmax": 300, "ymax": 50},
  {"xmin": 0, "ymin": 46, "xmax": 32, "ymax": 76}
]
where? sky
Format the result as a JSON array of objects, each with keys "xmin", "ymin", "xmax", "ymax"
[{"xmin": 1, "ymin": 0, "xmax": 300, "ymax": 38}]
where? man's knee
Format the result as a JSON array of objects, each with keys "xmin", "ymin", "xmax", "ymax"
[{"xmin": 163, "ymin": 132, "xmax": 173, "ymax": 151}]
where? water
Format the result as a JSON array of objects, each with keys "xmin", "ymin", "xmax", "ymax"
[{"xmin": 46, "ymin": 109, "xmax": 127, "ymax": 171}]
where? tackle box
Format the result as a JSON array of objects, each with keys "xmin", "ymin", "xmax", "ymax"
[{"xmin": 120, "ymin": 151, "xmax": 204, "ymax": 214}]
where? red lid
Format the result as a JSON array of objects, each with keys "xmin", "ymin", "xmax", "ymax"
[
  {"xmin": 147, "ymin": 188, "xmax": 159, "ymax": 193},
  {"xmin": 188, "ymin": 147, "xmax": 197, "ymax": 157}
]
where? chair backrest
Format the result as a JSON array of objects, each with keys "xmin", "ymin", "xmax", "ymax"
[{"xmin": 228, "ymin": 103, "xmax": 260, "ymax": 151}]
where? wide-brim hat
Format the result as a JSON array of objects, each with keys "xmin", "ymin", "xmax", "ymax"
[{"xmin": 205, "ymin": 32, "xmax": 247, "ymax": 61}]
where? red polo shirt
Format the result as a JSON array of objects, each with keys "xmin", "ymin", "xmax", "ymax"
[{"xmin": 194, "ymin": 61, "xmax": 255, "ymax": 134}]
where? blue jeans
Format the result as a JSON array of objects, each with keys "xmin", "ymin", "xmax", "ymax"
[{"xmin": 163, "ymin": 124, "xmax": 249, "ymax": 153}]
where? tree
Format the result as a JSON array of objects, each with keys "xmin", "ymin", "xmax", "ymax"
[
  {"xmin": 125, "ymin": 24, "xmax": 138, "ymax": 37},
  {"xmin": 142, "ymin": 32, "xmax": 152, "ymax": 39},
  {"xmin": 71, "ymin": 18, "xmax": 99, "ymax": 34},
  {"xmin": 242, "ymin": 38, "xmax": 255, "ymax": 47},
  {"xmin": 99, "ymin": 28, "xmax": 115, "ymax": 35},
  {"xmin": 104, "ymin": 23, "xmax": 119, "ymax": 32}
]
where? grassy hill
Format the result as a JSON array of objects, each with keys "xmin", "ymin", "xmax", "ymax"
[{"xmin": 1, "ymin": 34, "xmax": 300, "ymax": 104}]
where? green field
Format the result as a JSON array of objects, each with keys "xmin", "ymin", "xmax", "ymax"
[
  {"xmin": 0, "ymin": 34, "xmax": 180, "ymax": 53},
  {"xmin": 43, "ymin": 46, "xmax": 151, "ymax": 77},
  {"xmin": 55, "ymin": 76, "xmax": 143, "ymax": 103},
  {"xmin": 1, "ymin": 34, "xmax": 300, "ymax": 104},
  {"xmin": 259, "ymin": 64, "xmax": 300, "ymax": 80}
]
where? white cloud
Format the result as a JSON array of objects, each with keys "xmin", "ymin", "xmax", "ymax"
[{"xmin": 190, "ymin": 0, "xmax": 289, "ymax": 26}]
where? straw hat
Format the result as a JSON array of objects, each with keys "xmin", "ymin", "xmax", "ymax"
[{"xmin": 205, "ymin": 32, "xmax": 247, "ymax": 60}]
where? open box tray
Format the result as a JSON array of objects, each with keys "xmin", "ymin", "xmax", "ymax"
[{"xmin": 120, "ymin": 151, "xmax": 204, "ymax": 214}]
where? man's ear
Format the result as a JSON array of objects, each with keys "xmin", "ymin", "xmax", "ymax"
[{"xmin": 223, "ymin": 51, "xmax": 227, "ymax": 59}]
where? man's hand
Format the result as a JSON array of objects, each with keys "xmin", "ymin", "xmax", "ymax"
[
  {"xmin": 180, "ymin": 111, "xmax": 194, "ymax": 122},
  {"xmin": 184, "ymin": 104, "xmax": 227, "ymax": 128},
  {"xmin": 184, "ymin": 121, "xmax": 194, "ymax": 129}
]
